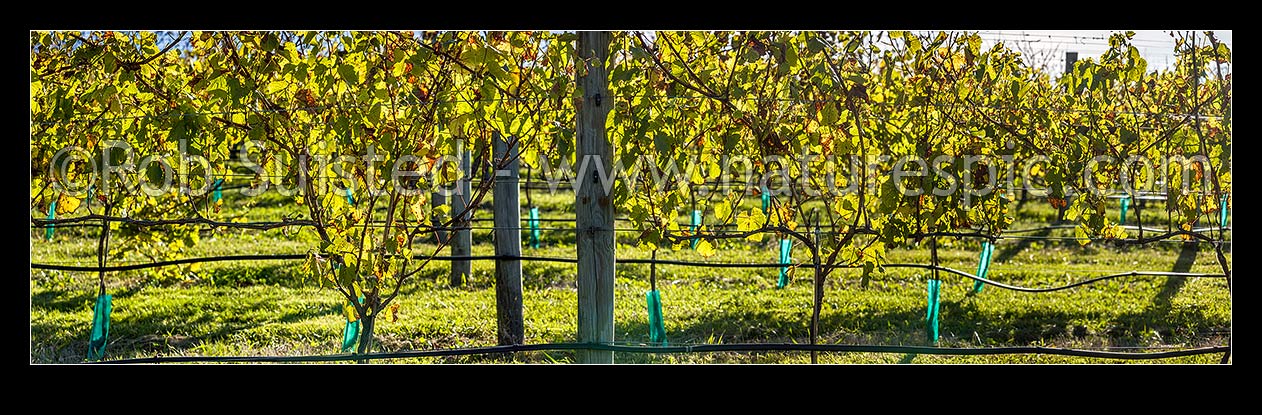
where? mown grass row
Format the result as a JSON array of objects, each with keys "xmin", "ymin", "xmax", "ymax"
[{"xmin": 30, "ymin": 188, "xmax": 1230, "ymax": 363}]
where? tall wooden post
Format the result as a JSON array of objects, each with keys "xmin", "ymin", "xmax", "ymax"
[
  {"xmin": 493, "ymin": 132, "xmax": 524, "ymax": 345},
  {"xmin": 451, "ymin": 140, "xmax": 472, "ymax": 287},
  {"xmin": 575, "ymin": 31, "xmax": 614, "ymax": 364}
]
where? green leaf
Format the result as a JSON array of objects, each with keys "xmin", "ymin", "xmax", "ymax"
[
  {"xmin": 1119, "ymin": 127, "xmax": 1138, "ymax": 144},
  {"xmin": 338, "ymin": 63, "xmax": 359, "ymax": 85},
  {"xmin": 821, "ymin": 104, "xmax": 839, "ymax": 126},
  {"xmin": 367, "ymin": 103, "xmax": 382, "ymax": 125},
  {"xmin": 610, "ymin": 65, "xmax": 634, "ymax": 83},
  {"xmin": 806, "ymin": 37, "xmax": 826, "ymax": 54},
  {"xmin": 460, "ymin": 45, "xmax": 493, "ymax": 68},
  {"xmin": 653, "ymin": 133, "xmax": 673, "ymax": 154},
  {"xmin": 228, "ymin": 78, "xmax": 249, "ymax": 100},
  {"xmin": 208, "ymin": 86, "xmax": 230, "ymax": 101},
  {"xmin": 145, "ymin": 160, "xmax": 168, "ymax": 185},
  {"xmin": 102, "ymin": 53, "xmax": 116, "ymax": 72},
  {"xmin": 784, "ymin": 43, "xmax": 799, "ymax": 69},
  {"xmin": 338, "ymin": 264, "xmax": 358, "ymax": 287}
]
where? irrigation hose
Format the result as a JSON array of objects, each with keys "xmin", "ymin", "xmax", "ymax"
[{"xmin": 95, "ymin": 342, "xmax": 1229, "ymax": 364}]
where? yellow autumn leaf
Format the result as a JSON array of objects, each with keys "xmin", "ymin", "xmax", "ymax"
[
  {"xmin": 689, "ymin": 166, "xmax": 704, "ymax": 185},
  {"xmin": 267, "ymin": 80, "xmax": 289, "ymax": 95},
  {"xmin": 737, "ymin": 209, "xmax": 767, "ymax": 242},
  {"xmin": 714, "ymin": 201, "xmax": 732, "ymax": 222},
  {"xmin": 696, "ymin": 239, "xmax": 717, "ymax": 258},
  {"xmin": 56, "ymin": 194, "xmax": 81, "ymax": 215},
  {"xmin": 343, "ymin": 302, "xmax": 359, "ymax": 323}
]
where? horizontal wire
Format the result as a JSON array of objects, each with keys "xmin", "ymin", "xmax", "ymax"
[
  {"xmin": 29, "ymin": 227, "xmax": 1234, "ymax": 247},
  {"xmin": 28, "ymin": 253, "xmax": 1227, "ymax": 294}
]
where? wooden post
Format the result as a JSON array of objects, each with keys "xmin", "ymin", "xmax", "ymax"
[
  {"xmin": 575, "ymin": 31, "xmax": 615, "ymax": 364},
  {"xmin": 493, "ymin": 132, "xmax": 524, "ymax": 345},
  {"xmin": 450, "ymin": 140, "xmax": 472, "ymax": 287}
]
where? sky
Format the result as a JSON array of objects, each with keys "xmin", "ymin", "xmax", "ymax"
[{"xmin": 972, "ymin": 30, "xmax": 1232, "ymax": 74}]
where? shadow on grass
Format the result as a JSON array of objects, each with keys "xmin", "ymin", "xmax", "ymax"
[
  {"xmin": 609, "ymin": 278, "xmax": 1221, "ymax": 362},
  {"xmin": 31, "ymin": 284, "xmax": 143, "ymax": 310},
  {"xmin": 1105, "ymin": 241, "xmax": 1211, "ymax": 343},
  {"xmin": 32, "ymin": 287, "xmax": 336, "ymax": 362},
  {"xmin": 1161, "ymin": 241, "xmax": 1198, "ymax": 302}
]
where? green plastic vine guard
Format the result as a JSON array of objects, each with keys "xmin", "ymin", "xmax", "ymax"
[
  {"xmin": 777, "ymin": 239, "xmax": 791, "ymax": 288},
  {"xmin": 87, "ymin": 294, "xmax": 112, "ymax": 361},
  {"xmin": 1220, "ymin": 195, "xmax": 1229, "ymax": 227},
  {"xmin": 212, "ymin": 179, "xmax": 224, "ymax": 203},
  {"xmin": 1119, "ymin": 196, "xmax": 1130, "ymax": 224},
  {"xmin": 646, "ymin": 290, "xmax": 666, "ymax": 344},
  {"xmin": 341, "ymin": 320, "xmax": 360, "ymax": 353},
  {"xmin": 45, "ymin": 201, "xmax": 56, "ymax": 241},
  {"xmin": 341, "ymin": 295, "xmax": 365, "ymax": 353},
  {"xmin": 761, "ymin": 185, "xmax": 770, "ymax": 214},
  {"xmin": 528, "ymin": 207, "xmax": 541, "ymax": 249},
  {"xmin": 926, "ymin": 279, "xmax": 941, "ymax": 344},
  {"xmin": 972, "ymin": 241, "xmax": 994, "ymax": 293},
  {"xmin": 689, "ymin": 210, "xmax": 702, "ymax": 249}
]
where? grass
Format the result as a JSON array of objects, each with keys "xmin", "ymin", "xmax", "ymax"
[{"xmin": 30, "ymin": 188, "xmax": 1231, "ymax": 364}]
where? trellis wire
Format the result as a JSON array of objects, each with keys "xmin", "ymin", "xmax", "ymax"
[{"xmin": 28, "ymin": 252, "xmax": 1227, "ymax": 295}]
